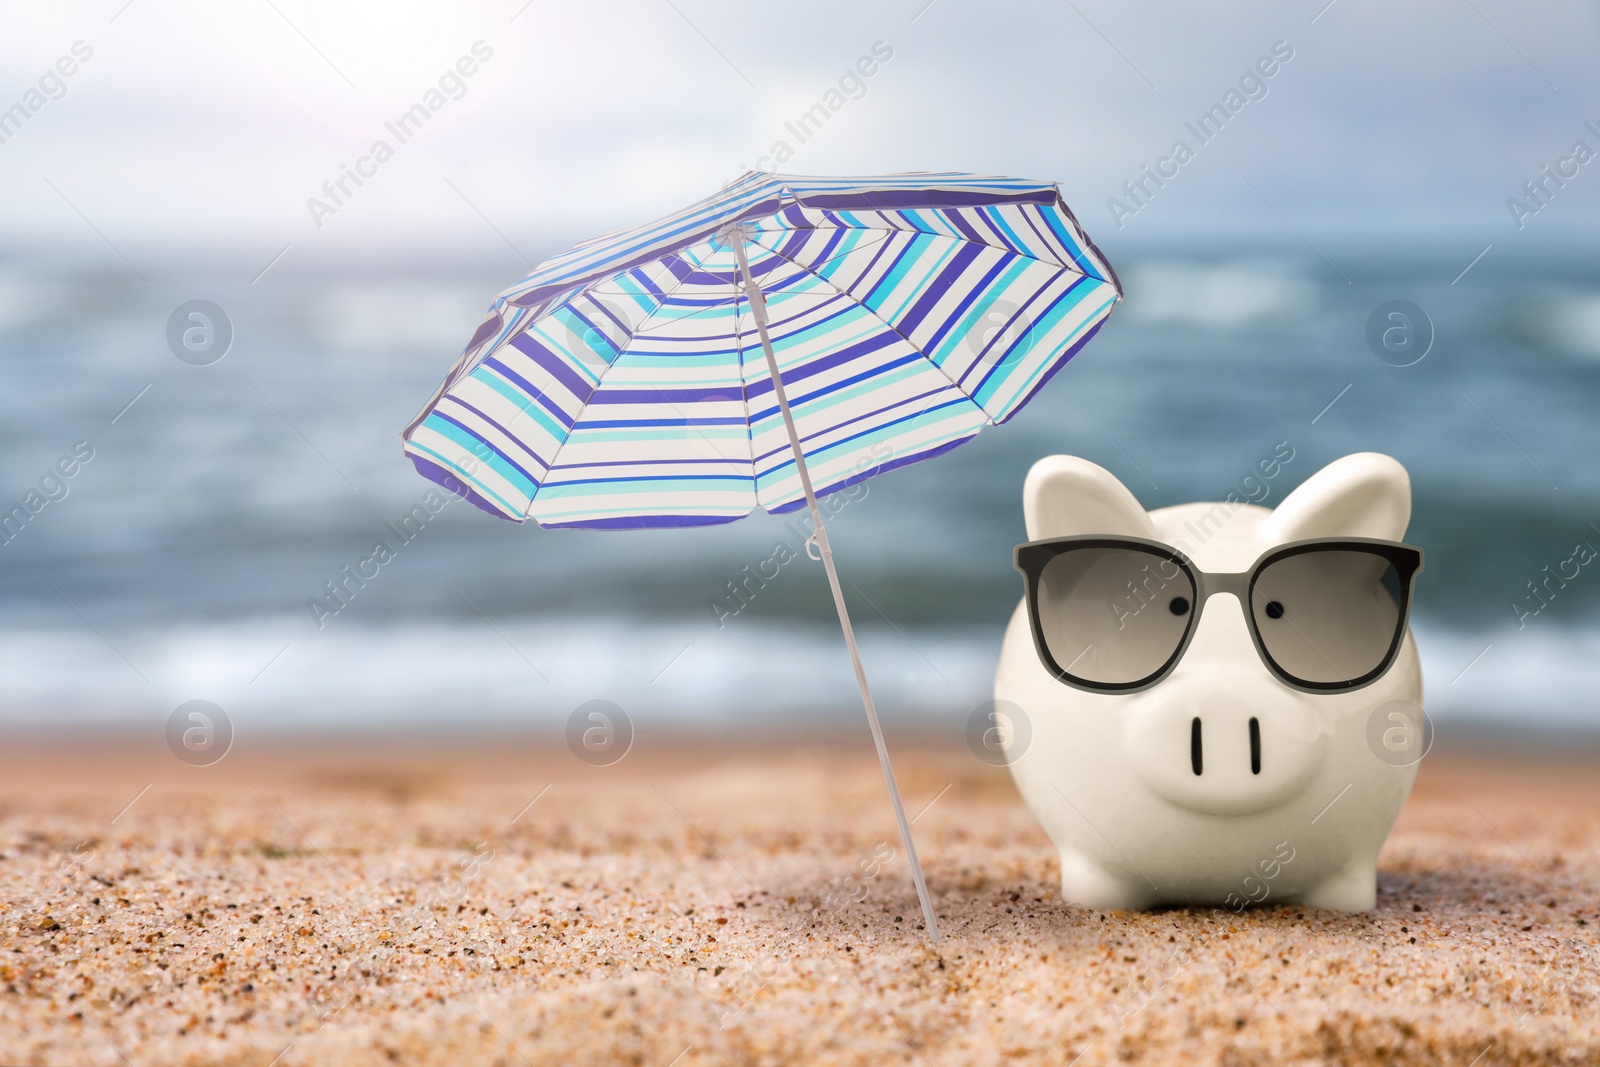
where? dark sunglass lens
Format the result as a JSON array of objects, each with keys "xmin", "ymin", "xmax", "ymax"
[
  {"xmin": 1252, "ymin": 549, "xmax": 1404, "ymax": 686},
  {"xmin": 1035, "ymin": 547, "xmax": 1195, "ymax": 686}
]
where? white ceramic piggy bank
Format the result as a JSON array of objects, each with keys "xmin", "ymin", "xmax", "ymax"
[{"xmin": 995, "ymin": 451, "xmax": 1424, "ymax": 911}]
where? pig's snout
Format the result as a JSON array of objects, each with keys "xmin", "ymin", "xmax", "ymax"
[{"xmin": 1122, "ymin": 688, "xmax": 1325, "ymax": 816}]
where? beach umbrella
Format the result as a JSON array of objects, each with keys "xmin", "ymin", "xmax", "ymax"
[{"xmin": 401, "ymin": 171, "xmax": 1122, "ymax": 938}]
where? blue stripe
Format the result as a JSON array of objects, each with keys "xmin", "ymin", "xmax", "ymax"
[
  {"xmin": 863, "ymin": 232, "xmax": 934, "ymax": 310},
  {"xmin": 748, "ymin": 350, "xmax": 926, "ymax": 425},
  {"xmin": 540, "ymin": 513, "xmax": 746, "ymax": 530},
  {"xmin": 469, "ymin": 365, "xmax": 571, "ymax": 439},
  {"xmin": 928, "ymin": 257, "xmax": 1036, "ymax": 365},
  {"xmin": 755, "ymin": 396, "xmax": 973, "ymax": 470},
  {"xmin": 895, "ymin": 241, "xmax": 987, "ymax": 337},
  {"xmin": 971, "ymin": 279, "xmax": 1099, "ymax": 406},
  {"xmin": 995, "ymin": 315, "xmax": 1113, "ymax": 426},
  {"xmin": 407, "ymin": 441, "xmax": 523, "ymax": 516},
  {"xmin": 536, "ymin": 473, "xmax": 755, "ymax": 493},
  {"xmin": 979, "ymin": 206, "xmax": 1033, "ymax": 260},
  {"xmin": 767, "ymin": 437, "xmax": 977, "ymax": 513},
  {"xmin": 1035, "ymin": 206, "xmax": 1105, "ymax": 282},
  {"xmin": 408, "ymin": 454, "xmax": 521, "ymax": 522},
  {"xmin": 423, "ymin": 412, "xmax": 542, "ymax": 492},
  {"xmin": 441, "ymin": 394, "xmax": 552, "ymax": 470}
]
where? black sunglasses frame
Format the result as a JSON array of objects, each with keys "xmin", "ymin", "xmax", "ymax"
[{"xmin": 1013, "ymin": 535, "xmax": 1424, "ymax": 695}]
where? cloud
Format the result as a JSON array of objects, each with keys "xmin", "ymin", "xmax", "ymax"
[{"xmin": 0, "ymin": 0, "xmax": 1595, "ymax": 259}]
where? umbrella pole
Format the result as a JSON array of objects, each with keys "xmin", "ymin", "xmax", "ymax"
[{"xmin": 734, "ymin": 240, "xmax": 940, "ymax": 941}]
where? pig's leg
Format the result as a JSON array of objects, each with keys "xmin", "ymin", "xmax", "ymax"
[
  {"xmin": 1058, "ymin": 850, "xmax": 1159, "ymax": 911},
  {"xmin": 1295, "ymin": 853, "xmax": 1378, "ymax": 911}
]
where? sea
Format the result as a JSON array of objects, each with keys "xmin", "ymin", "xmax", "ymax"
[{"xmin": 1, "ymin": 240, "xmax": 1597, "ymax": 741}]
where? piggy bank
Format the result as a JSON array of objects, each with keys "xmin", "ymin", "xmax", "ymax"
[{"xmin": 994, "ymin": 451, "xmax": 1425, "ymax": 911}]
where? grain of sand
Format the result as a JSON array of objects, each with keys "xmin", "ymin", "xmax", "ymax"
[{"xmin": 1, "ymin": 734, "xmax": 1596, "ymax": 1066}]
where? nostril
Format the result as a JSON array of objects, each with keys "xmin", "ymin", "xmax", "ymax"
[
  {"xmin": 1249, "ymin": 717, "xmax": 1261, "ymax": 775},
  {"xmin": 1190, "ymin": 717, "xmax": 1203, "ymax": 776}
]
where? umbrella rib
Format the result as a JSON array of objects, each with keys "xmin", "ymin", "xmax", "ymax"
[
  {"xmin": 746, "ymin": 234, "xmax": 984, "ymax": 416},
  {"xmin": 525, "ymin": 250, "xmax": 756, "ymax": 515},
  {"xmin": 749, "ymin": 224, "xmax": 1105, "ymax": 416},
  {"xmin": 406, "ymin": 299, "xmax": 544, "ymax": 440},
  {"xmin": 484, "ymin": 193, "xmax": 1071, "ymax": 338},
  {"xmin": 617, "ymin": 247, "xmax": 757, "ymax": 482},
  {"xmin": 733, "ymin": 300, "xmax": 759, "ymax": 490},
  {"xmin": 766, "ymin": 209, "xmax": 1096, "ymax": 287},
  {"xmin": 516, "ymin": 271, "xmax": 691, "ymax": 516}
]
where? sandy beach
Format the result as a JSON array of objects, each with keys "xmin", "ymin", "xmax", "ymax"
[{"xmin": 1, "ymin": 732, "xmax": 1596, "ymax": 1066}]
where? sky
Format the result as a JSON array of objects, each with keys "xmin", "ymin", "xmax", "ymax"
[{"xmin": 0, "ymin": 0, "xmax": 1597, "ymax": 271}]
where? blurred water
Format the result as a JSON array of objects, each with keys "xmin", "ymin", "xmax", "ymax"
[{"xmin": 1, "ymin": 243, "xmax": 1597, "ymax": 737}]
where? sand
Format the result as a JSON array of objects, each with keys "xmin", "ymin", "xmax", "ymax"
[{"xmin": 1, "ymin": 732, "xmax": 1596, "ymax": 1066}]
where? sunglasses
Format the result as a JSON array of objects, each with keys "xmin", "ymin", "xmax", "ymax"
[{"xmin": 1013, "ymin": 535, "xmax": 1423, "ymax": 695}]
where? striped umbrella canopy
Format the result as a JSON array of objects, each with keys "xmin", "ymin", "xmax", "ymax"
[
  {"xmin": 402, "ymin": 171, "xmax": 1121, "ymax": 527},
  {"xmin": 401, "ymin": 171, "xmax": 1121, "ymax": 939}
]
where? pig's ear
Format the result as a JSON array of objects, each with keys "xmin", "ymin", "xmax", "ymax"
[
  {"xmin": 1023, "ymin": 456, "xmax": 1155, "ymax": 541},
  {"xmin": 1263, "ymin": 452, "xmax": 1411, "ymax": 542}
]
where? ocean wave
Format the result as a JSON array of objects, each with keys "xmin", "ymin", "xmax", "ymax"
[
  {"xmin": 1416, "ymin": 623, "xmax": 1600, "ymax": 732},
  {"xmin": 1117, "ymin": 258, "xmax": 1320, "ymax": 329},
  {"xmin": 0, "ymin": 616, "xmax": 1594, "ymax": 736},
  {"xmin": 311, "ymin": 279, "xmax": 491, "ymax": 356},
  {"xmin": 0, "ymin": 617, "xmax": 999, "ymax": 734},
  {"xmin": 1509, "ymin": 284, "xmax": 1600, "ymax": 361}
]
